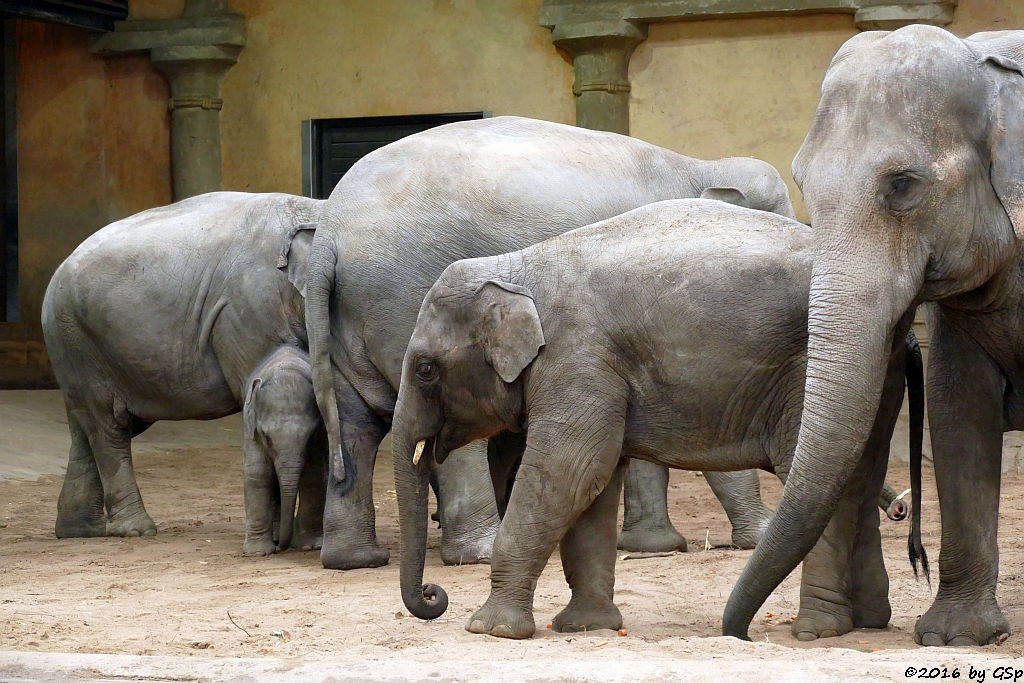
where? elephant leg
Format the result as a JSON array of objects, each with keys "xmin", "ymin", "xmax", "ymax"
[
  {"xmin": 435, "ymin": 440, "xmax": 501, "ymax": 566},
  {"xmin": 86, "ymin": 403, "xmax": 156, "ymax": 537},
  {"xmin": 320, "ymin": 381, "xmax": 390, "ymax": 570},
  {"xmin": 703, "ymin": 470, "xmax": 773, "ymax": 549},
  {"xmin": 792, "ymin": 348, "xmax": 904, "ymax": 641},
  {"xmin": 242, "ymin": 432, "xmax": 277, "ymax": 557},
  {"xmin": 467, "ymin": 385, "xmax": 627, "ymax": 640},
  {"xmin": 850, "ymin": 447, "xmax": 891, "ymax": 629},
  {"xmin": 55, "ymin": 408, "xmax": 106, "ymax": 538},
  {"xmin": 487, "ymin": 430, "xmax": 525, "ymax": 519},
  {"xmin": 618, "ymin": 459, "xmax": 687, "ymax": 553},
  {"xmin": 552, "ymin": 460, "xmax": 625, "ymax": 633},
  {"xmin": 295, "ymin": 429, "xmax": 327, "ymax": 552},
  {"xmin": 915, "ymin": 316, "xmax": 1008, "ymax": 646}
]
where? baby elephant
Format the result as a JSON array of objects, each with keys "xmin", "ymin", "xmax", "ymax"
[
  {"xmin": 391, "ymin": 199, "xmax": 918, "ymax": 640},
  {"xmin": 242, "ymin": 346, "xmax": 327, "ymax": 556}
]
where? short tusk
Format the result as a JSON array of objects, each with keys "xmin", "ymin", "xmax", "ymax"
[
  {"xmin": 896, "ymin": 488, "xmax": 912, "ymax": 501},
  {"xmin": 413, "ymin": 440, "xmax": 426, "ymax": 465}
]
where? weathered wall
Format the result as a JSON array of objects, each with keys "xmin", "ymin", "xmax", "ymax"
[
  {"xmin": 219, "ymin": 0, "xmax": 575, "ymax": 194},
  {"xmin": 5, "ymin": 1, "xmax": 1024, "ymax": 387},
  {"xmin": 630, "ymin": 2, "xmax": 1024, "ymax": 223},
  {"xmin": 1, "ymin": 18, "xmax": 170, "ymax": 388}
]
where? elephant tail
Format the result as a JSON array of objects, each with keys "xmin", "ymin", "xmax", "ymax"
[
  {"xmin": 905, "ymin": 328, "xmax": 930, "ymax": 585},
  {"xmin": 305, "ymin": 235, "xmax": 354, "ymax": 493}
]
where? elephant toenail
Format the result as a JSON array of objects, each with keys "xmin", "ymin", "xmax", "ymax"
[
  {"xmin": 920, "ymin": 633, "xmax": 945, "ymax": 646},
  {"xmin": 795, "ymin": 631, "xmax": 818, "ymax": 641},
  {"xmin": 467, "ymin": 620, "xmax": 485, "ymax": 633},
  {"xmin": 493, "ymin": 624, "xmax": 515, "ymax": 638}
]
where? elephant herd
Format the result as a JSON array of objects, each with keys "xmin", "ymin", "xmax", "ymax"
[{"xmin": 38, "ymin": 25, "xmax": 1024, "ymax": 647}]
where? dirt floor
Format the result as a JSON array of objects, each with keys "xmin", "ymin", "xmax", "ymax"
[{"xmin": 3, "ymin": 390, "xmax": 1024, "ymax": 680}]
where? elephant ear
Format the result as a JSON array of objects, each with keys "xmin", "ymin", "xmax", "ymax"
[
  {"xmin": 243, "ymin": 377, "xmax": 262, "ymax": 440},
  {"xmin": 277, "ymin": 223, "xmax": 317, "ymax": 297},
  {"xmin": 700, "ymin": 186, "xmax": 750, "ymax": 209},
  {"xmin": 476, "ymin": 280, "xmax": 545, "ymax": 384},
  {"xmin": 983, "ymin": 53, "xmax": 1024, "ymax": 239}
]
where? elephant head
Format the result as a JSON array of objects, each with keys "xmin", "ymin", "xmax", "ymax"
[
  {"xmin": 391, "ymin": 263, "xmax": 544, "ymax": 619},
  {"xmin": 723, "ymin": 25, "xmax": 1024, "ymax": 638},
  {"xmin": 702, "ymin": 157, "xmax": 798, "ymax": 221}
]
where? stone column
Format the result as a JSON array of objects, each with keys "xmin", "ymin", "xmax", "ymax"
[
  {"xmin": 549, "ymin": 20, "xmax": 647, "ymax": 135},
  {"xmin": 91, "ymin": 0, "xmax": 245, "ymax": 200},
  {"xmin": 151, "ymin": 45, "xmax": 239, "ymax": 199}
]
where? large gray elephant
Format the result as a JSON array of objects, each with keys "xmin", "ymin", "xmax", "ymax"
[
  {"xmin": 389, "ymin": 199, "xmax": 920, "ymax": 639},
  {"xmin": 303, "ymin": 115, "xmax": 799, "ymax": 569},
  {"xmin": 42, "ymin": 192, "xmax": 323, "ymax": 539},
  {"xmin": 721, "ymin": 26, "xmax": 1024, "ymax": 646}
]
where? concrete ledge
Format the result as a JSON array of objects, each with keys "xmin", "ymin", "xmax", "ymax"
[{"xmin": 541, "ymin": 0, "xmax": 957, "ymax": 30}]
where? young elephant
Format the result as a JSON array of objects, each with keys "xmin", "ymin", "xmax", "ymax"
[
  {"xmin": 391, "ymin": 199, "xmax": 917, "ymax": 640},
  {"xmin": 242, "ymin": 346, "xmax": 327, "ymax": 557}
]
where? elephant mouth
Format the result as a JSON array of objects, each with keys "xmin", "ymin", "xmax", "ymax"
[{"xmin": 411, "ymin": 424, "xmax": 452, "ymax": 467}]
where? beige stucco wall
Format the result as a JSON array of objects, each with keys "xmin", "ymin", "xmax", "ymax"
[
  {"xmin": 219, "ymin": 0, "xmax": 575, "ymax": 194},
  {"xmin": 631, "ymin": 3, "xmax": 1024, "ymax": 223},
  {"xmin": 6, "ymin": 1, "xmax": 1024, "ymax": 386}
]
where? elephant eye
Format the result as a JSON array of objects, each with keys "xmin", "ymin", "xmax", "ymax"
[
  {"xmin": 416, "ymin": 361, "xmax": 436, "ymax": 381},
  {"xmin": 890, "ymin": 175, "xmax": 911, "ymax": 194},
  {"xmin": 883, "ymin": 171, "xmax": 925, "ymax": 215}
]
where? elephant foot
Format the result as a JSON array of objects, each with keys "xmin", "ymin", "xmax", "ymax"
[
  {"xmin": 55, "ymin": 513, "xmax": 106, "ymax": 539},
  {"xmin": 552, "ymin": 596, "xmax": 622, "ymax": 634},
  {"xmin": 852, "ymin": 599, "xmax": 891, "ymax": 630},
  {"xmin": 466, "ymin": 597, "xmax": 535, "ymax": 639},
  {"xmin": 730, "ymin": 516, "xmax": 771, "ymax": 550},
  {"xmin": 617, "ymin": 524, "xmax": 687, "ymax": 553},
  {"xmin": 295, "ymin": 532, "xmax": 323, "ymax": 552},
  {"xmin": 915, "ymin": 597, "xmax": 1010, "ymax": 646},
  {"xmin": 441, "ymin": 533, "xmax": 493, "ymax": 566},
  {"xmin": 105, "ymin": 510, "xmax": 157, "ymax": 537},
  {"xmin": 792, "ymin": 602, "xmax": 854, "ymax": 641},
  {"xmin": 320, "ymin": 541, "xmax": 389, "ymax": 570},
  {"xmin": 242, "ymin": 536, "xmax": 277, "ymax": 557}
]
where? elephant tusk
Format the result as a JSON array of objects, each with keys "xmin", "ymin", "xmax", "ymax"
[
  {"xmin": 413, "ymin": 440, "xmax": 426, "ymax": 466},
  {"xmin": 895, "ymin": 488, "xmax": 912, "ymax": 501}
]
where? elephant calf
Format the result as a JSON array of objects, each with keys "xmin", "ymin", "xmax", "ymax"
[
  {"xmin": 242, "ymin": 346, "xmax": 326, "ymax": 556},
  {"xmin": 391, "ymin": 199, "xmax": 918, "ymax": 640}
]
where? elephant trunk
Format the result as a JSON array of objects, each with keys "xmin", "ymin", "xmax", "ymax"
[
  {"xmin": 393, "ymin": 416, "xmax": 449, "ymax": 620},
  {"xmin": 722, "ymin": 242, "xmax": 919, "ymax": 639},
  {"xmin": 305, "ymin": 236, "xmax": 352, "ymax": 490},
  {"xmin": 274, "ymin": 461, "xmax": 303, "ymax": 552}
]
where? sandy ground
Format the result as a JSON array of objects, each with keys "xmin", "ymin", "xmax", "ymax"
[{"xmin": 3, "ymin": 390, "xmax": 1024, "ymax": 681}]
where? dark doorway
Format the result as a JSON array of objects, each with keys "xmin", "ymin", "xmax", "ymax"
[
  {"xmin": 301, "ymin": 112, "xmax": 489, "ymax": 199},
  {"xmin": 1, "ymin": 18, "xmax": 16, "ymax": 322}
]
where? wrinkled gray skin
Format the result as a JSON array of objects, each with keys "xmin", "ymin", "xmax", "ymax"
[
  {"xmin": 722, "ymin": 25, "xmax": 1024, "ymax": 646},
  {"xmin": 242, "ymin": 346, "xmax": 327, "ymax": 557},
  {"xmin": 303, "ymin": 116, "xmax": 796, "ymax": 569},
  {"xmin": 42, "ymin": 192, "xmax": 323, "ymax": 541},
  {"xmin": 391, "ymin": 199, "xmax": 911, "ymax": 639}
]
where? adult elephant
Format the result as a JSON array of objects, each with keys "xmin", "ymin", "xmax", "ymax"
[
  {"xmin": 303, "ymin": 116, "xmax": 797, "ymax": 569},
  {"xmin": 723, "ymin": 26, "xmax": 1024, "ymax": 646},
  {"xmin": 43, "ymin": 192, "xmax": 324, "ymax": 540}
]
